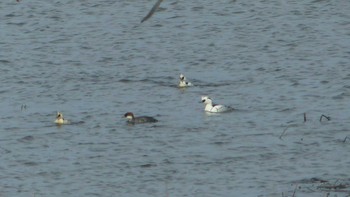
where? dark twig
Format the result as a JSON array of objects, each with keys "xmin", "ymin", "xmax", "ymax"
[
  {"xmin": 279, "ymin": 125, "xmax": 290, "ymax": 140},
  {"xmin": 317, "ymin": 183, "xmax": 348, "ymax": 190},
  {"xmin": 292, "ymin": 184, "xmax": 298, "ymax": 197},
  {"xmin": 319, "ymin": 114, "xmax": 331, "ymax": 122},
  {"xmin": 304, "ymin": 113, "xmax": 307, "ymax": 122}
]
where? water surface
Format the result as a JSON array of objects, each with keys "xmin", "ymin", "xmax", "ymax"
[{"xmin": 1, "ymin": 0, "xmax": 350, "ymax": 196}]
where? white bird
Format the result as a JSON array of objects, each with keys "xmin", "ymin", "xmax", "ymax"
[
  {"xmin": 201, "ymin": 96, "xmax": 233, "ymax": 113},
  {"xmin": 178, "ymin": 74, "xmax": 193, "ymax": 87},
  {"xmin": 54, "ymin": 112, "xmax": 69, "ymax": 124}
]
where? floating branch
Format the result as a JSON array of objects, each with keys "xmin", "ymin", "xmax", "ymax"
[
  {"xmin": 292, "ymin": 184, "xmax": 298, "ymax": 197},
  {"xmin": 279, "ymin": 125, "xmax": 290, "ymax": 140},
  {"xmin": 319, "ymin": 114, "xmax": 331, "ymax": 122},
  {"xmin": 317, "ymin": 183, "xmax": 348, "ymax": 190}
]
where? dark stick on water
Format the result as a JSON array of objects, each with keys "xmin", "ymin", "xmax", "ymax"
[
  {"xmin": 319, "ymin": 114, "xmax": 331, "ymax": 122},
  {"xmin": 141, "ymin": 0, "xmax": 164, "ymax": 23},
  {"xmin": 303, "ymin": 113, "xmax": 307, "ymax": 122},
  {"xmin": 279, "ymin": 125, "xmax": 290, "ymax": 140},
  {"xmin": 292, "ymin": 184, "xmax": 298, "ymax": 197}
]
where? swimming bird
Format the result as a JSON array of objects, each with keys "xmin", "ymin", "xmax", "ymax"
[
  {"xmin": 201, "ymin": 96, "xmax": 233, "ymax": 113},
  {"xmin": 178, "ymin": 73, "xmax": 193, "ymax": 87},
  {"xmin": 141, "ymin": 0, "xmax": 164, "ymax": 23},
  {"xmin": 54, "ymin": 112, "xmax": 69, "ymax": 124},
  {"xmin": 124, "ymin": 112, "xmax": 158, "ymax": 124}
]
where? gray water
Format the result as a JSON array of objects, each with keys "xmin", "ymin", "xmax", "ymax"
[{"xmin": 1, "ymin": 0, "xmax": 350, "ymax": 196}]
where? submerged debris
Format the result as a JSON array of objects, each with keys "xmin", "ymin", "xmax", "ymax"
[
  {"xmin": 320, "ymin": 114, "xmax": 331, "ymax": 122},
  {"xmin": 279, "ymin": 125, "xmax": 290, "ymax": 140},
  {"xmin": 285, "ymin": 178, "xmax": 350, "ymax": 196},
  {"xmin": 317, "ymin": 183, "xmax": 349, "ymax": 191}
]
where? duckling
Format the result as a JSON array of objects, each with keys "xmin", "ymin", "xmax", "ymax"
[
  {"xmin": 178, "ymin": 74, "xmax": 193, "ymax": 87},
  {"xmin": 54, "ymin": 112, "xmax": 69, "ymax": 124}
]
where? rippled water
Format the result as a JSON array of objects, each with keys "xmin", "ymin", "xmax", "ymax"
[{"xmin": 1, "ymin": 0, "xmax": 350, "ymax": 196}]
